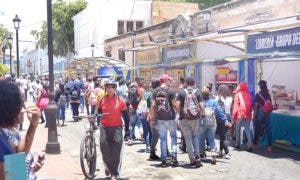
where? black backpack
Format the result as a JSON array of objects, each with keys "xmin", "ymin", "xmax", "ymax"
[
  {"xmin": 155, "ymin": 87, "xmax": 173, "ymax": 119},
  {"xmin": 128, "ymin": 87, "xmax": 139, "ymax": 105},
  {"xmin": 58, "ymin": 94, "xmax": 67, "ymax": 106},
  {"xmin": 70, "ymin": 90, "xmax": 78, "ymax": 101}
]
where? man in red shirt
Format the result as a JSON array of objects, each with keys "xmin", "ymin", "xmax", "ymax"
[{"xmin": 98, "ymin": 80, "xmax": 130, "ymax": 180}]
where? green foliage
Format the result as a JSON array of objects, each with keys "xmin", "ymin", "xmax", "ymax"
[
  {"xmin": 32, "ymin": 0, "xmax": 87, "ymax": 57},
  {"xmin": 156, "ymin": 0, "xmax": 230, "ymax": 9},
  {"xmin": 0, "ymin": 24, "xmax": 10, "ymax": 38},
  {"xmin": 0, "ymin": 63, "xmax": 9, "ymax": 76},
  {"xmin": 0, "ymin": 24, "xmax": 13, "ymax": 47}
]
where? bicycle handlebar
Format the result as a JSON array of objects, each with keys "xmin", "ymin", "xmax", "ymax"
[{"xmin": 72, "ymin": 113, "xmax": 109, "ymax": 120}]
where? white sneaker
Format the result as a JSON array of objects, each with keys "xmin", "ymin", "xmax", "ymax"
[{"xmin": 127, "ymin": 140, "xmax": 134, "ymax": 146}]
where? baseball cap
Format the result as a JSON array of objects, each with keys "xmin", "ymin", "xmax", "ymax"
[{"xmin": 160, "ymin": 74, "xmax": 172, "ymax": 82}]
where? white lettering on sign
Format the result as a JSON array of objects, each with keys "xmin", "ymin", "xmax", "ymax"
[
  {"xmin": 276, "ymin": 34, "xmax": 292, "ymax": 47},
  {"xmin": 254, "ymin": 30, "xmax": 300, "ymax": 50},
  {"xmin": 292, "ymin": 32, "xmax": 300, "ymax": 45},
  {"xmin": 255, "ymin": 36, "xmax": 274, "ymax": 50}
]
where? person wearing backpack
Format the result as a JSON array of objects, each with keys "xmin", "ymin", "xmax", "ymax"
[
  {"xmin": 176, "ymin": 77, "xmax": 204, "ymax": 167},
  {"xmin": 70, "ymin": 86, "xmax": 80, "ymax": 121},
  {"xmin": 127, "ymin": 82, "xmax": 143, "ymax": 145},
  {"xmin": 55, "ymin": 84, "xmax": 67, "ymax": 126},
  {"xmin": 253, "ymin": 80, "xmax": 273, "ymax": 152},
  {"xmin": 232, "ymin": 82, "xmax": 253, "ymax": 152},
  {"xmin": 149, "ymin": 74, "xmax": 178, "ymax": 167},
  {"xmin": 200, "ymin": 86, "xmax": 229, "ymax": 165}
]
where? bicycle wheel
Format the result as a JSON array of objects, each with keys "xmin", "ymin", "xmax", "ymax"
[{"xmin": 80, "ymin": 135, "xmax": 97, "ymax": 179}]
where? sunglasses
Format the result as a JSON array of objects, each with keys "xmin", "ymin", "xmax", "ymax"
[{"xmin": 106, "ymin": 85, "xmax": 116, "ymax": 89}]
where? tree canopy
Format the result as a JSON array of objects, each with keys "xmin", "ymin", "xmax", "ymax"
[
  {"xmin": 157, "ymin": 0, "xmax": 230, "ymax": 9},
  {"xmin": 31, "ymin": 0, "xmax": 87, "ymax": 57},
  {"xmin": 0, "ymin": 24, "xmax": 13, "ymax": 62},
  {"xmin": 0, "ymin": 24, "xmax": 10, "ymax": 38},
  {"xmin": 0, "ymin": 63, "xmax": 9, "ymax": 76}
]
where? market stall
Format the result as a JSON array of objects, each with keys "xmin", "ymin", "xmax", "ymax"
[
  {"xmin": 247, "ymin": 26, "xmax": 300, "ymax": 152},
  {"xmin": 194, "ymin": 40, "xmax": 245, "ymax": 91},
  {"xmin": 261, "ymin": 109, "xmax": 300, "ymax": 152}
]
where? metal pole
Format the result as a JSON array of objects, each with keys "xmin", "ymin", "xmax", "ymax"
[
  {"xmin": 40, "ymin": 59, "xmax": 42, "ymax": 75},
  {"xmin": 206, "ymin": 23, "xmax": 208, "ymax": 33},
  {"xmin": 2, "ymin": 47, "xmax": 5, "ymax": 64},
  {"xmin": 132, "ymin": 40, "xmax": 135, "ymax": 81},
  {"xmin": 16, "ymin": 29, "xmax": 19, "ymax": 78},
  {"xmin": 9, "ymin": 46, "xmax": 12, "ymax": 75},
  {"xmin": 45, "ymin": 0, "xmax": 60, "ymax": 154},
  {"xmin": 33, "ymin": 60, "xmax": 36, "ymax": 75}
]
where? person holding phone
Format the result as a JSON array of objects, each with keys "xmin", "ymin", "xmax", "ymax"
[{"xmin": 0, "ymin": 80, "xmax": 41, "ymax": 180}]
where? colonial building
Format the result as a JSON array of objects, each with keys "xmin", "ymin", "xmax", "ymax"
[
  {"xmin": 73, "ymin": 0, "xmax": 198, "ymax": 58},
  {"xmin": 104, "ymin": 0, "xmax": 300, "ymax": 91}
]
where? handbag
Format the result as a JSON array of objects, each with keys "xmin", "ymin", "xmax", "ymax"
[{"xmin": 37, "ymin": 97, "xmax": 49, "ymax": 110}]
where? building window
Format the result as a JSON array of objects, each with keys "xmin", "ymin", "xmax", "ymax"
[
  {"xmin": 118, "ymin": 49, "xmax": 125, "ymax": 61},
  {"xmin": 118, "ymin": 21, "xmax": 124, "ymax": 35},
  {"xmin": 118, "ymin": 20, "xmax": 144, "ymax": 35},
  {"xmin": 136, "ymin": 21, "xmax": 144, "ymax": 30},
  {"xmin": 127, "ymin": 21, "xmax": 134, "ymax": 32},
  {"xmin": 105, "ymin": 50, "xmax": 112, "ymax": 57}
]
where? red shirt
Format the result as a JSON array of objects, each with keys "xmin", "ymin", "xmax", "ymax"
[{"xmin": 98, "ymin": 95, "xmax": 127, "ymax": 126}]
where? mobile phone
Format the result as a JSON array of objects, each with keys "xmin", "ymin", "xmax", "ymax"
[{"xmin": 38, "ymin": 154, "xmax": 45, "ymax": 163}]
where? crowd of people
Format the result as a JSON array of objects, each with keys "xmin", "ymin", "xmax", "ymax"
[{"xmin": 0, "ymin": 73, "xmax": 273, "ymax": 180}]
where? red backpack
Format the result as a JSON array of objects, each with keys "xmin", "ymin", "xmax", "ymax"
[{"xmin": 258, "ymin": 93, "xmax": 273, "ymax": 113}]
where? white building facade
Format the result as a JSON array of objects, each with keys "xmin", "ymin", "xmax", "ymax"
[
  {"xmin": 20, "ymin": 49, "xmax": 66, "ymax": 79},
  {"xmin": 73, "ymin": 0, "xmax": 152, "ymax": 58}
]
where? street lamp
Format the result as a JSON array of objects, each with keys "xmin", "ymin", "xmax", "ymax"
[
  {"xmin": 12, "ymin": 15, "xmax": 21, "ymax": 78},
  {"xmin": 203, "ymin": 10, "xmax": 211, "ymax": 33},
  {"xmin": 7, "ymin": 34, "xmax": 13, "ymax": 75},
  {"xmin": 90, "ymin": 43, "xmax": 95, "ymax": 57},
  {"xmin": 130, "ymin": 31, "xmax": 136, "ymax": 81},
  {"xmin": 45, "ymin": 0, "xmax": 60, "ymax": 154}
]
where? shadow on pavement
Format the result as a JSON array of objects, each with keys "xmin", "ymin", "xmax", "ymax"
[
  {"xmin": 136, "ymin": 148, "xmax": 150, "ymax": 153},
  {"xmin": 95, "ymin": 178, "xmax": 129, "ymax": 180},
  {"xmin": 249, "ymin": 146, "xmax": 300, "ymax": 161}
]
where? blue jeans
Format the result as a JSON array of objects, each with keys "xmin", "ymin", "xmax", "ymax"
[
  {"xmin": 66, "ymin": 94, "xmax": 70, "ymax": 109},
  {"xmin": 71, "ymin": 103, "xmax": 79, "ymax": 117},
  {"xmin": 157, "ymin": 120, "xmax": 177, "ymax": 161},
  {"xmin": 129, "ymin": 109, "xmax": 142, "ymax": 140},
  {"xmin": 254, "ymin": 108, "xmax": 272, "ymax": 146},
  {"xmin": 180, "ymin": 119, "xmax": 200, "ymax": 162},
  {"xmin": 56, "ymin": 104, "xmax": 66, "ymax": 120},
  {"xmin": 199, "ymin": 125, "xmax": 217, "ymax": 153},
  {"xmin": 79, "ymin": 95, "xmax": 84, "ymax": 112},
  {"xmin": 140, "ymin": 115, "xmax": 152, "ymax": 148},
  {"xmin": 235, "ymin": 119, "xmax": 253, "ymax": 147}
]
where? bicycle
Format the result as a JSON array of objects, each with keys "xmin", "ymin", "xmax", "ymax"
[{"xmin": 73, "ymin": 113, "xmax": 108, "ymax": 179}]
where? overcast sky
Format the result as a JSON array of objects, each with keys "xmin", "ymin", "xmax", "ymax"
[{"xmin": 0, "ymin": 0, "xmax": 47, "ymax": 52}]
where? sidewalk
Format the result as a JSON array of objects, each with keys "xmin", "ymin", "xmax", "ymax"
[{"xmin": 23, "ymin": 113, "xmax": 84, "ymax": 180}]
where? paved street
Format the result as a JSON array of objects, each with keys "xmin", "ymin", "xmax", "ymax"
[{"xmin": 26, "ymin": 108, "xmax": 300, "ymax": 180}]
